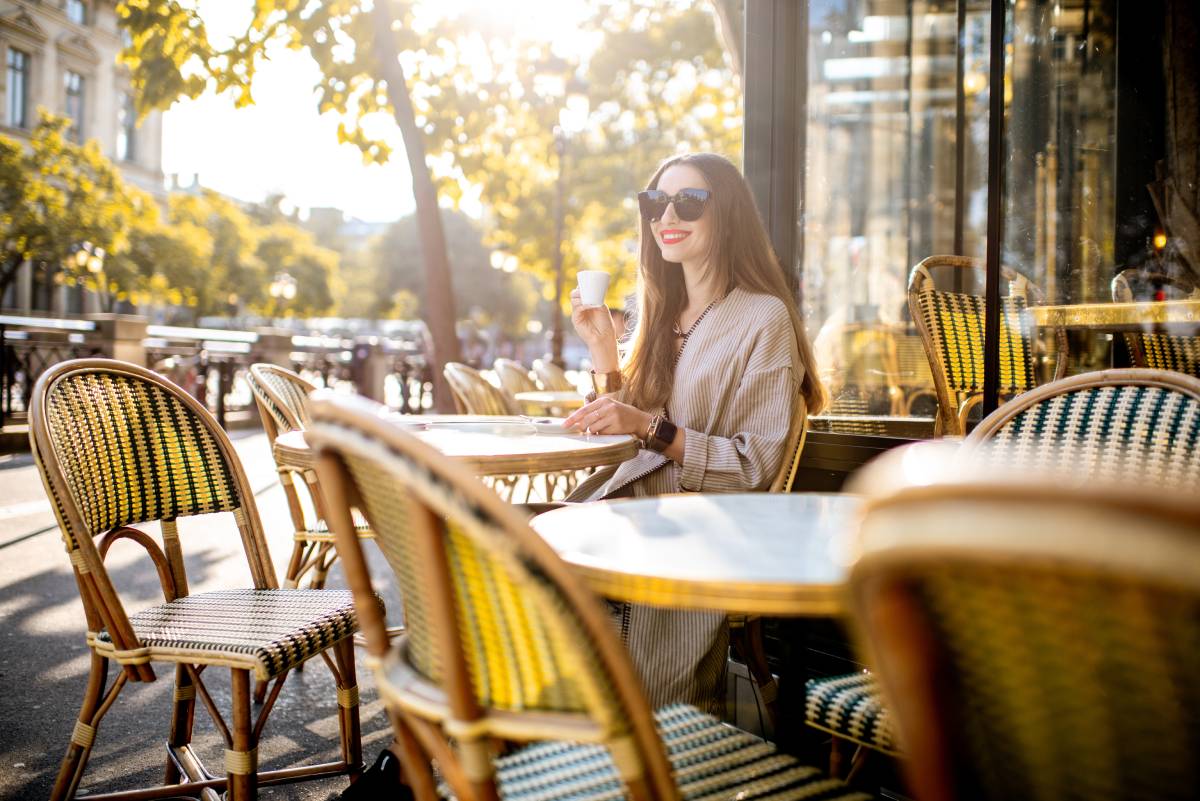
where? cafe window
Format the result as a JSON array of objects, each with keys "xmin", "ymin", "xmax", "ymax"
[
  {"xmin": 64, "ymin": 70, "xmax": 84, "ymax": 141},
  {"xmin": 748, "ymin": 0, "xmax": 1197, "ymax": 440},
  {"xmin": 116, "ymin": 91, "xmax": 135, "ymax": 162},
  {"xmin": 6, "ymin": 47, "xmax": 30, "ymax": 129}
]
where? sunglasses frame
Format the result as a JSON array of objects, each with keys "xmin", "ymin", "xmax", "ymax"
[{"xmin": 637, "ymin": 188, "xmax": 711, "ymax": 223}]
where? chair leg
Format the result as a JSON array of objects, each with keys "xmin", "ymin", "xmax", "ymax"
[
  {"xmin": 739, "ymin": 617, "xmax": 778, "ymax": 728},
  {"xmin": 165, "ymin": 665, "xmax": 197, "ymax": 784},
  {"xmin": 50, "ymin": 652, "xmax": 112, "ymax": 801},
  {"xmin": 227, "ymin": 669, "xmax": 258, "ymax": 801},
  {"xmin": 332, "ymin": 638, "xmax": 364, "ymax": 778},
  {"xmin": 845, "ymin": 745, "xmax": 870, "ymax": 784},
  {"xmin": 829, "ymin": 735, "xmax": 846, "ymax": 779}
]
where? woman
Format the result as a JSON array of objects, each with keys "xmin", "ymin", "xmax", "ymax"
[{"xmin": 561, "ymin": 152, "xmax": 825, "ymax": 710}]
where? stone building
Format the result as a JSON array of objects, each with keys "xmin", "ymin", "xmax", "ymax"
[{"xmin": 1, "ymin": 0, "xmax": 164, "ymax": 313}]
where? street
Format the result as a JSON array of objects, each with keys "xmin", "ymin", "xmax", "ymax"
[{"xmin": 0, "ymin": 431, "xmax": 401, "ymax": 800}]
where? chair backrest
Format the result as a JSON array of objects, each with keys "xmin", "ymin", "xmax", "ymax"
[
  {"xmin": 493, "ymin": 358, "xmax": 539, "ymax": 396},
  {"xmin": 1111, "ymin": 266, "xmax": 1200, "ymax": 376},
  {"xmin": 443, "ymin": 362, "xmax": 518, "ymax": 416},
  {"xmin": 27, "ymin": 358, "xmax": 273, "ymax": 682},
  {"xmin": 247, "ymin": 363, "xmax": 317, "ymax": 441},
  {"xmin": 846, "ymin": 450, "xmax": 1200, "ymax": 801},
  {"xmin": 307, "ymin": 392, "xmax": 678, "ymax": 801},
  {"xmin": 908, "ymin": 255, "xmax": 1065, "ymax": 435},
  {"xmin": 965, "ymin": 368, "xmax": 1200, "ymax": 492},
  {"xmin": 769, "ymin": 402, "xmax": 809, "ymax": 493},
  {"xmin": 532, "ymin": 358, "xmax": 575, "ymax": 392}
]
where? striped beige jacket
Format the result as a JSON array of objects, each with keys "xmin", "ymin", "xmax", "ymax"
[{"xmin": 567, "ymin": 286, "xmax": 802, "ymax": 709}]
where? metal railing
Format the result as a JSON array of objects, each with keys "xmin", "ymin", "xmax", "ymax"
[{"xmin": 1, "ymin": 314, "xmax": 433, "ymax": 432}]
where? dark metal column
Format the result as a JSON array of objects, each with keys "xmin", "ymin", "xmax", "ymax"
[{"xmin": 983, "ymin": 0, "xmax": 1008, "ymax": 417}]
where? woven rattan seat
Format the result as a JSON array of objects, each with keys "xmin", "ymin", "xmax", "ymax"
[
  {"xmin": 94, "ymin": 588, "xmax": 358, "ymax": 680},
  {"xmin": 29, "ymin": 359, "xmax": 363, "ymax": 801},
  {"xmin": 804, "ymin": 674, "xmax": 898, "ymax": 756},
  {"xmin": 465, "ymin": 704, "xmax": 866, "ymax": 801},
  {"xmin": 307, "ymin": 392, "xmax": 863, "ymax": 801}
]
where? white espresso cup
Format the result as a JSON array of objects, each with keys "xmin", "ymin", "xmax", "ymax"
[{"xmin": 577, "ymin": 270, "xmax": 611, "ymax": 307}]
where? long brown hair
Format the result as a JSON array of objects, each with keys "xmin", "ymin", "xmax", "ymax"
[{"xmin": 622, "ymin": 153, "xmax": 826, "ymax": 415}]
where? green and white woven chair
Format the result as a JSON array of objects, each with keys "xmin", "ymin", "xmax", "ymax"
[
  {"xmin": 908, "ymin": 255, "xmax": 1066, "ymax": 436},
  {"xmin": 804, "ymin": 368, "xmax": 1200, "ymax": 772},
  {"xmin": 845, "ymin": 444, "xmax": 1200, "ymax": 801},
  {"xmin": 28, "ymin": 359, "xmax": 364, "ymax": 801},
  {"xmin": 1112, "ymin": 265, "xmax": 1200, "ymax": 377},
  {"xmin": 307, "ymin": 391, "xmax": 870, "ymax": 801}
]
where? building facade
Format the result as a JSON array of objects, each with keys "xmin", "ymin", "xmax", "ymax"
[{"xmin": 1, "ymin": 0, "xmax": 164, "ymax": 314}]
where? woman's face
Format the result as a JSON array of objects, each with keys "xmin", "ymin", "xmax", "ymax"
[{"xmin": 651, "ymin": 164, "xmax": 713, "ymax": 268}]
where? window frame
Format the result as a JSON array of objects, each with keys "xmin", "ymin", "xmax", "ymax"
[{"xmin": 63, "ymin": 68, "xmax": 85, "ymax": 141}]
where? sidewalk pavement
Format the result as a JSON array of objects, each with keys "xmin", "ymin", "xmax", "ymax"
[{"xmin": 0, "ymin": 430, "xmax": 402, "ymax": 800}]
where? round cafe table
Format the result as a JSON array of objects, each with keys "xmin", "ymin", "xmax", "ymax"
[
  {"xmin": 513, "ymin": 390, "xmax": 586, "ymax": 412},
  {"xmin": 276, "ymin": 414, "xmax": 636, "ymax": 477},
  {"xmin": 531, "ymin": 492, "xmax": 862, "ymax": 616}
]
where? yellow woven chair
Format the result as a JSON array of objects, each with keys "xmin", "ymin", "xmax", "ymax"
[
  {"xmin": 307, "ymin": 392, "xmax": 869, "ymax": 801},
  {"xmin": 28, "ymin": 359, "xmax": 363, "ymax": 801},
  {"xmin": 443, "ymin": 361, "xmax": 519, "ymax": 416},
  {"xmin": 246, "ymin": 363, "xmax": 372, "ymax": 591},
  {"xmin": 804, "ymin": 368, "xmax": 1200, "ymax": 776},
  {"xmin": 845, "ymin": 445, "xmax": 1200, "ymax": 801},
  {"xmin": 532, "ymin": 358, "xmax": 577, "ymax": 392},
  {"xmin": 1111, "ymin": 265, "xmax": 1200, "ymax": 377},
  {"xmin": 908, "ymin": 255, "xmax": 1067, "ymax": 436}
]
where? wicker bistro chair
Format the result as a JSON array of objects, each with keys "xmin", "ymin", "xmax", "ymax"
[
  {"xmin": 532, "ymin": 358, "xmax": 577, "ymax": 392},
  {"xmin": 28, "ymin": 359, "xmax": 363, "ymax": 801},
  {"xmin": 1112, "ymin": 265, "xmax": 1200, "ymax": 376},
  {"xmin": 803, "ymin": 367, "xmax": 1200, "ymax": 774},
  {"xmin": 493, "ymin": 358, "xmax": 540, "ymax": 397},
  {"xmin": 728, "ymin": 402, "xmax": 811, "ymax": 732},
  {"xmin": 443, "ymin": 362, "xmax": 520, "ymax": 416},
  {"xmin": 908, "ymin": 255, "xmax": 1067, "ymax": 436},
  {"xmin": 246, "ymin": 363, "xmax": 372, "ymax": 591},
  {"xmin": 307, "ymin": 392, "xmax": 869, "ymax": 801},
  {"xmin": 844, "ymin": 449, "xmax": 1200, "ymax": 801}
]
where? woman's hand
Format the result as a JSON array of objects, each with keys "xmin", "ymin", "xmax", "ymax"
[
  {"xmin": 570, "ymin": 288, "xmax": 616, "ymax": 348},
  {"xmin": 565, "ymin": 395, "xmax": 653, "ymax": 438}
]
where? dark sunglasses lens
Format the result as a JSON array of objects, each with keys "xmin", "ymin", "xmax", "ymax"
[
  {"xmin": 674, "ymin": 192, "xmax": 707, "ymax": 221},
  {"xmin": 638, "ymin": 191, "xmax": 668, "ymax": 222}
]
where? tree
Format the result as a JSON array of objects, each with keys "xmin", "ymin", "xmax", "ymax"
[
  {"xmin": 0, "ymin": 113, "xmax": 142, "ymax": 303},
  {"xmin": 254, "ymin": 223, "xmax": 340, "ymax": 317},
  {"xmin": 368, "ymin": 208, "xmax": 537, "ymax": 339},
  {"xmin": 118, "ymin": 0, "xmax": 464, "ymax": 408},
  {"xmin": 166, "ymin": 190, "xmax": 266, "ymax": 319}
]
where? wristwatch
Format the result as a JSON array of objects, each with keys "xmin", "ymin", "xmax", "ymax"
[{"xmin": 645, "ymin": 414, "xmax": 678, "ymax": 453}]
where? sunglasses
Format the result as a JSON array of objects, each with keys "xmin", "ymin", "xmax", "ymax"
[{"xmin": 637, "ymin": 188, "xmax": 711, "ymax": 223}]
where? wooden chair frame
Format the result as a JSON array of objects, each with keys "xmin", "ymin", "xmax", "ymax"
[
  {"xmin": 29, "ymin": 359, "xmax": 362, "ymax": 801},
  {"xmin": 307, "ymin": 391, "xmax": 680, "ymax": 801},
  {"xmin": 908, "ymin": 255, "xmax": 1067, "ymax": 436},
  {"xmin": 493, "ymin": 358, "xmax": 540, "ymax": 397}
]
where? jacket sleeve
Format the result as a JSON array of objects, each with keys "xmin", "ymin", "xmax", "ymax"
[{"xmin": 678, "ymin": 309, "xmax": 801, "ymax": 492}]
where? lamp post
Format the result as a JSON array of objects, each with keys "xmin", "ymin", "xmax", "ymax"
[
  {"xmin": 549, "ymin": 89, "xmax": 590, "ymax": 367},
  {"xmin": 268, "ymin": 271, "xmax": 297, "ymax": 318}
]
